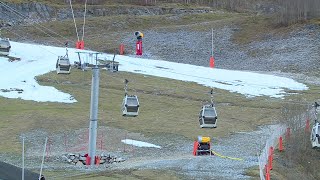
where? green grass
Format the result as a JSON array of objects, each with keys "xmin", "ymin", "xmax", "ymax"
[
  {"xmin": 1, "ymin": 68, "xmax": 319, "ymax": 155},
  {"xmin": 231, "ymin": 14, "xmax": 309, "ymax": 45},
  {"xmin": 270, "ymin": 151, "xmax": 320, "ymax": 180},
  {"xmin": 34, "ymin": 70, "xmax": 280, "ymax": 138},
  {"xmin": 231, "ymin": 15, "xmax": 275, "ymax": 45},
  {"xmin": 244, "ymin": 166, "xmax": 260, "ymax": 180},
  {"xmin": 41, "ymin": 168, "xmax": 182, "ymax": 179}
]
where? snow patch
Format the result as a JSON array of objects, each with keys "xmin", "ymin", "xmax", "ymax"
[
  {"xmin": 0, "ymin": 41, "xmax": 309, "ymax": 103},
  {"xmin": 121, "ymin": 139, "xmax": 162, "ymax": 149}
]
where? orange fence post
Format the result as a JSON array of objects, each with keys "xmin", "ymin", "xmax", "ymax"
[
  {"xmin": 265, "ymin": 164, "xmax": 269, "ymax": 174},
  {"xmin": 119, "ymin": 44, "xmax": 124, "ymax": 55},
  {"xmin": 80, "ymin": 40, "xmax": 85, "ymax": 49},
  {"xmin": 85, "ymin": 155, "xmax": 91, "ymax": 166},
  {"xmin": 209, "ymin": 56, "xmax": 215, "ymax": 68},
  {"xmin": 268, "ymin": 146, "xmax": 273, "ymax": 156},
  {"xmin": 265, "ymin": 164, "xmax": 270, "ymax": 180},
  {"xmin": 76, "ymin": 41, "xmax": 85, "ymax": 49},
  {"xmin": 268, "ymin": 155, "xmax": 273, "ymax": 170},
  {"xmin": 266, "ymin": 171, "xmax": 270, "ymax": 180},
  {"xmin": 95, "ymin": 156, "xmax": 100, "ymax": 165},
  {"xmin": 76, "ymin": 41, "xmax": 80, "ymax": 49},
  {"xmin": 193, "ymin": 141, "xmax": 199, "ymax": 156},
  {"xmin": 268, "ymin": 146, "xmax": 273, "ymax": 170},
  {"xmin": 279, "ymin": 136, "xmax": 283, "ymax": 152}
]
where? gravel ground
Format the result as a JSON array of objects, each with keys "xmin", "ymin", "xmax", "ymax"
[
  {"xmin": 0, "ymin": 124, "xmax": 278, "ymax": 179},
  {"xmin": 109, "ymin": 125, "xmax": 277, "ymax": 180}
]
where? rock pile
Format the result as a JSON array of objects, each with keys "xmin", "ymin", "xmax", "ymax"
[{"xmin": 62, "ymin": 153, "xmax": 125, "ymax": 166}]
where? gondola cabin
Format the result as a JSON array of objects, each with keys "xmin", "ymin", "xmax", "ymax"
[
  {"xmin": 311, "ymin": 122, "xmax": 320, "ymax": 148},
  {"xmin": 56, "ymin": 56, "xmax": 71, "ymax": 74},
  {"xmin": 199, "ymin": 105, "xmax": 218, "ymax": 128},
  {"xmin": 122, "ymin": 95, "xmax": 139, "ymax": 117},
  {"xmin": 0, "ymin": 38, "xmax": 11, "ymax": 56}
]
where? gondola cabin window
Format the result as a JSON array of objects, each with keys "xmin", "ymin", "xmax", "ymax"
[{"xmin": 204, "ymin": 108, "xmax": 217, "ymax": 117}]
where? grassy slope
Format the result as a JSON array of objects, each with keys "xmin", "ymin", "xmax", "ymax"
[
  {"xmin": 1, "ymin": 69, "xmax": 319, "ymax": 178},
  {"xmin": 0, "ymin": 69, "xmax": 283, "ymax": 153},
  {"xmin": 43, "ymin": 169, "xmax": 182, "ymax": 179},
  {"xmin": 247, "ymin": 135, "xmax": 320, "ymax": 180}
]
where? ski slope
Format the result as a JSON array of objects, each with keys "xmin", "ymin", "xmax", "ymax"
[{"xmin": 0, "ymin": 41, "xmax": 308, "ymax": 103}]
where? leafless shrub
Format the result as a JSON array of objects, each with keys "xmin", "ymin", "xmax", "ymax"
[
  {"xmin": 276, "ymin": 0, "xmax": 320, "ymax": 26},
  {"xmin": 62, "ymin": 0, "xmax": 319, "ymax": 26},
  {"xmin": 280, "ymin": 103, "xmax": 308, "ymax": 130}
]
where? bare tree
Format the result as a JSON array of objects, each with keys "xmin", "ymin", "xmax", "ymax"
[
  {"xmin": 61, "ymin": 0, "xmax": 320, "ymax": 25},
  {"xmin": 276, "ymin": 0, "xmax": 320, "ymax": 26}
]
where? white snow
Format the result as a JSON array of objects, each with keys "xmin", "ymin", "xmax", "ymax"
[
  {"xmin": 0, "ymin": 42, "xmax": 77, "ymax": 103},
  {"xmin": 0, "ymin": 41, "xmax": 308, "ymax": 103},
  {"xmin": 121, "ymin": 139, "xmax": 161, "ymax": 149},
  {"xmin": 110, "ymin": 54, "xmax": 308, "ymax": 98}
]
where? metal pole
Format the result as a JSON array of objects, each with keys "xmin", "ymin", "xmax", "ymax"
[
  {"xmin": 22, "ymin": 136, "xmax": 24, "ymax": 180},
  {"xmin": 39, "ymin": 137, "xmax": 48, "ymax": 180},
  {"xmin": 211, "ymin": 28, "xmax": 214, "ymax": 57},
  {"xmin": 88, "ymin": 67, "xmax": 100, "ymax": 166}
]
